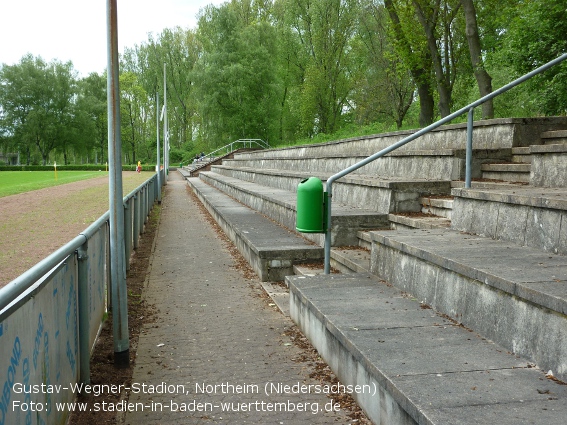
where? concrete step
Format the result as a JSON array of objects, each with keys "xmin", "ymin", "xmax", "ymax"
[
  {"xmin": 287, "ymin": 272, "xmax": 567, "ymax": 425},
  {"xmin": 541, "ymin": 130, "xmax": 567, "ymax": 144},
  {"xmin": 530, "ymin": 143, "xmax": 567, "ymax": 187},
  {"xmin": 370, "ymin": 227, "xmax": 567, "ymax": 383},
  {"xmin": 511, "ymin": 146, "xmax": 532, "ymax": 164},
  {"xmin": 198, "ymin": 171, "xmax": 390, "ymax": 247},
  {"xmin": 451, "ymin": 184, "xmax": 567, "ymax": 255},
  {"xmin": 419, "ymin": 195, "xmax": 453, "ymax": 218},
  {"xmin": 330, "ymin": 247, "xmax": 371, "ymax": 274},
  {"xmin": 480, "ymin": 162, "xmax": 531, "ymax": 183},
  {"xmin": 187, "ymin": 177, "xmax": 323, "ymax": 281},
  {"xmin": 212, "ymin": 164, "xmax": 452, "ymax": 214},
  {"xmin": 222, "ymin": 148, "xmax": 512, "ymax": 181},
  {"xmin": 234, "ymin": 118, "xmax": 567, "ymax": 161},
  {"xmin": 389, "ymin": 213, "xmax": 451, "ymax": 230}
]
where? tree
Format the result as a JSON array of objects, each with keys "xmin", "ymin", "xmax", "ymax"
[
  {"xmin": 283, "ymin": 0, "xmax": 360, "ymax": 135},
  {"xmin": 412, "ymin": 0, "xmax": 464, "ymax": 118},
  {"xmin": 461, "ymin": 0, "xmax": 493, "ymax": 118},
  {"xmin": 195, "ymin": 2, "xmax": 281, "ymax": 146},
  {"xmin": 506, "ymin": 0, "xmax": 567, "ymax": 115},
  {"xmin": 0, "ymin": 55, "xmax": 78, "ymax": 165},
  {"xmin": 384, "ymin": 0, "xmax": 435, "ymax": 126},
  {"xmin": 120, "ymin": 72, "xmax": 149, "ymax": 164},
  {"xmin": 77, "ymin": 73, "xmax": 108, "ymax": 164},
  {"xmin": 354, "ymin": 0, "xmax": 415, "ymax": 128}
]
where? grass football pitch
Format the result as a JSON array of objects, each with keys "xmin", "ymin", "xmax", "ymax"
[{"xmin": 0, "ymin": 170, "xmax": 111, "ymax": 198}]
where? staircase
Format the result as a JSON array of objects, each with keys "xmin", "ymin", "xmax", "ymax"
[{"xmin": 182, "ymin": 117, "xmax": 567, "ymax": 425}]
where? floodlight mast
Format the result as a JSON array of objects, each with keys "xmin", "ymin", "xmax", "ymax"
[
  {"xmin": 163, "ymin": 63, "xmax": 168, "ymax": 182},
  {"xmin": 156, "ymin": 93, "xmax": 161, "ymax": 203},
  {"xmin": 106, "ymin": 0, "xmax": 129, "ymax": 367}
]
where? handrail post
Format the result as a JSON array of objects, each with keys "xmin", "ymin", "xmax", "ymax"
[
  {"xmin": 124, "ymin": 199, "xmax": 132, "ymax": 271},
  {"xmin": 324, "ymin": 181, "xmax": 333, "ymax": 274},
  {"xmin": 466, "ymin": 107, "xmax": 474, "ymax": 188}
]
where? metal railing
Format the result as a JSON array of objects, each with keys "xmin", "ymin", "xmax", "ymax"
[
  {"xmin": 0, "ymin": 173, "xmax": 159, "ymax": 424},
  {"xmin": 188, "ymin": 139, "xmax": 270, "ymax": 166},
  {"xmin": 323, "ymin": 52, "xmax": 567, "ymax": 273}
]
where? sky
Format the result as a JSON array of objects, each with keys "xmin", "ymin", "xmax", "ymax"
[{"xmin": 0, "ymin": 0, "xmax": 225, "ymax": 77}]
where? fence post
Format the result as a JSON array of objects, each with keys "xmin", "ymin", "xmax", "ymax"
[
  {"xmin": 133, "ymin": 194, "xmax": 140, "ymax": 250},
  {"xmin": 124, "ymin": 199, "xmax": 132, "ymax": 271},
  {"xmin": 77, "ymin": 241, "xmax": 90, "ymax": 384}
]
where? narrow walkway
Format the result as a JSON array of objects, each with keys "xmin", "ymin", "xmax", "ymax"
[{"xmin": 124, "ymin": 172, "xmax": 357, "ymax": 424}]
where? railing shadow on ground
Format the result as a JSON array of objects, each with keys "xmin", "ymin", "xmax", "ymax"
[{"xmin": 0, "ymin": 173, "xmax": 159, "ymax": 425}]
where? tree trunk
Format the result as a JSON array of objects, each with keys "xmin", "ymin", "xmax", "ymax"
[
  {"xmin": 413, "ymin": 0, "xmax": 452, "ymax": 118},
  {"xmin": 461, "ymin": 0, "xmax": 493, "ymax": 118},
  {"xmin": 385, "ymin": 0, "xmax": 435, "ymax": 126}
]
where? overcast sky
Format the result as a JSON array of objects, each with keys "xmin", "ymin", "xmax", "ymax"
[{"xmin": 1, "ymin": 0, "xmax": 225, "ymax": 76}]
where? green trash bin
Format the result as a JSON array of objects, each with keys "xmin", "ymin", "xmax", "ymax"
[{"xmin": 296, "ymin": 177, "xmax": 325, "ymax": 233}]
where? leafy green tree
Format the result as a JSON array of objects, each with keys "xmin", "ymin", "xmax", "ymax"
[
  {"xmin": 0, "ymin": 55, "xmax": 78, "ymax": 165},
  {"xmin": 195, "ymin": 2, "xmax": 281, "ymax": 146},
  {"xmin": 460, "ymin": 0, "xmax": 493, "ymax": 118},
  {"xmin": 384, "ymin": 0, "xmax": 435, "ymax": 126},
  {"xmin": 354, "ymin": 0, "xmax": 415, "ymax": 128},
  {"xmin": 77, "ymin": 72, "xmax": 108, "ymax": 164},
  {"xmin": 281, "ymin": 0, "xmax": 360, "ymax": 136},
  {"xmin": 505, "ymin": 0, "xmax": 567, "ymax": 115},
  {"xmin": 120, "ymin": 72, "xmax": 149, "ymax": 164}
]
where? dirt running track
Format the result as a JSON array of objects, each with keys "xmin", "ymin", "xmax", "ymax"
[{"xmin": 0, "ymin": 172, "xmax": 152, "ymax": 287}]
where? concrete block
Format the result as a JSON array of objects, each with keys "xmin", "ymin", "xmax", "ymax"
[{"xmin": 368, "ymin": 228, "xmax": 567, "ymax": 381}]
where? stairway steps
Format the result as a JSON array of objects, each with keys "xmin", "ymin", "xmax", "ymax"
[{"xmin": 287, "ymin": 272, "xmax": 567, "ymax": 425}]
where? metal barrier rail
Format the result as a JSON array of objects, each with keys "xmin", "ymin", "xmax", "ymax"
[
  {"xmin": 188, "ymin": 139, "xmax": 270, "ymax": 165},
  {"xmin": 323, "ymin": 53, "xmax": 567, "ymax": 273},
  {"xmin": 0, "ymin": 173, "xmax": 159, "ymax": 424}
]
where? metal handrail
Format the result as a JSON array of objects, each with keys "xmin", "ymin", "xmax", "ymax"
[
  {"xmin": 323, "ymin": 52, "xmax": 567, "ymax": 273},
  {"xmin": 189, "ymin": 139, "xmax": 270, "ymax": 165}
]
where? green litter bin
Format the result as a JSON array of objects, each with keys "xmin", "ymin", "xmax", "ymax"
[{"xmin": 296, "ymin": 177, "xmax": 325, "ymax": 233}]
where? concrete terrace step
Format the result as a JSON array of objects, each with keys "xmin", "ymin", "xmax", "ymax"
[
  {"xmin": 511, "ymin": 146, "xmax": 532, "ymax": 164},
  {"xmin": 419, "ymin": 195, "xmax": 453, "ymax": 218},
  {"xmin": 480, "ymin": 162, "xmax": 531, "ymax": 183},
  {"xmin": 222, "ymin": 148, "xmax": 510, "ymax": 181},
  {"xmin": 330, "ymin": 247, "xmax": 371, "ymax": 274},
  {"xmin": 541, "ymin": 130, "xmax": 567, "ymax": 144},
  {"xmin": 369, "ymin": 227, "xmax": 567, "ymax": 382},
  {"xmin": 186, "ymin": 177, "xmax": 323, "ymax": 281},
  {"xmin": 287, "ymin": 273, "xmax": 567, "ymax": 425},
  {"xmin": 234, "ymin": 118, "xmax": 567, "ymax": 161},
  {"xmin": 530, "ymin": 143, "xmax": 567, "ymax": 187},
  {"xmin": 198, "ymin": 171, "xmax": 390, "ymax": 246},
  {"xmin": 388, "ymin": 213, "xmax": 452, "ymax": 230},
  {"xmin": 212, "ymin": 164, "xmax": 452, "ymax": 214},
  {"xmin": 451, "ymin": 184, "xmax": 567, "ymax": 255}
]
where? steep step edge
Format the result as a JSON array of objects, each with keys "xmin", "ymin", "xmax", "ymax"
[
  {"xmin": 287, "ymin": 272, "xmax": 567, "ymax": 425},
  {"xmin": 186, "ymin": 177, "xmax": 323, "ymax": 281},
  {"xmin": 370, "ymin": 227, "xmax": 567, "ymax": 382}
]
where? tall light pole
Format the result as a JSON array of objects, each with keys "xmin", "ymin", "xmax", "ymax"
[
  {"xmin": 156, "ymin": 92, "xmax": 161, "ymax": 202},
  {"xmin": 163, "ymin": 63, "xmax": 168, "ymax": 183},
  {"xmin": 106, "ymin": 0, "xmax": 129, "ymax": 367}
]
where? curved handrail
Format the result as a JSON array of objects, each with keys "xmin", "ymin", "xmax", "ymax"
[{"xmin": 323, "ymin": 52, "xmax": 567, "ymax": 273}]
